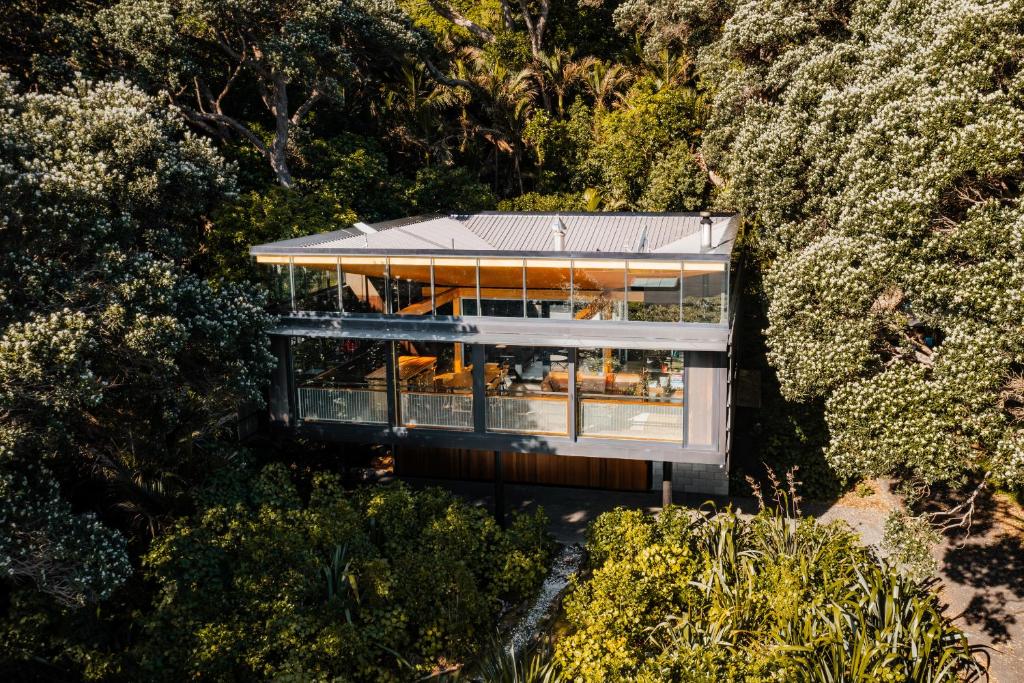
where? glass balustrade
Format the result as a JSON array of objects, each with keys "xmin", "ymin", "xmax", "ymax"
[{"xmin": 298, "ymin": 386, "xmax": 388, "ymax": 424}]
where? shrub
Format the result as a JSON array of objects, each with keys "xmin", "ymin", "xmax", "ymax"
[
  {"xmin": 556, "ymin": 504, "xmax": 979, "ymax": 681},
  {"xmin": 135, "ymin": 466, "xmax": 554, "ymax": 680}
]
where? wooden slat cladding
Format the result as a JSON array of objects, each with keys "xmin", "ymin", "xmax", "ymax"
[{"xmin": 395, "ymin": 446, "xmax": 650, "ymax": 491}]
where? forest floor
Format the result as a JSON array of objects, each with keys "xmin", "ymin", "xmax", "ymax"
[{"xmin": 401, "ymin": 475, "xmax": 1024, "ymax": 681}]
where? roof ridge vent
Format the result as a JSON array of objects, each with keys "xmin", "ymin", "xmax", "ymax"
[{"xmin": 353, "ymin": 221, "xmax": 377, "ymax": 234}]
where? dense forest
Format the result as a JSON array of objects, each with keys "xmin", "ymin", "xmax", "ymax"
[{"xmin": 1, "ymin": 0, "xmax": 1021, "ymax": 679}]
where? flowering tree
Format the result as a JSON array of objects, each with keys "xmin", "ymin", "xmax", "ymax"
[
  {"xmin": 624, "ymin": 0, "xmax": 1024, "ymax": 499},
  {"xmin": 97, "ymin": 0, "xmax": 421, "ymax": 187},
  {"xmin": 0, "ymin": 75, "xmax": 275, "ymax": 604}
]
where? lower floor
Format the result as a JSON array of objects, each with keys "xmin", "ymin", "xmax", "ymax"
[{"xmin": 395, "ymin": 446, "xmax": 729, "ymax": 496}]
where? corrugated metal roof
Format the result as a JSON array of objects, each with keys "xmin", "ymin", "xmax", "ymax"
[
  {"xmin": 251, "ymin": 212, "xmax": 739, "ymax": 256},
  {"xmin": 311, "ymin": 217, "xmax": 495, "ymax": 251}
]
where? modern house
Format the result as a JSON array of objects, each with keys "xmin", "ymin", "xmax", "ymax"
[{"xmin": 252, "ymin": 211, "xmax": 740, "ymax": 502}]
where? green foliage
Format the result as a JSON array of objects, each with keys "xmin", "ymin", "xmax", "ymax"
[
  {"xmin": 498, "ymin": 192, "xmax": 588, "ymax": 212},
  {"xmin": 207, "ymin": 186, "xmax": 358, "ymax": 281},
  {"xmin": 404, "ymin": 165, "xmax": 497, "ymax": 213},
  {"xmin": 523, "ymin": 101, "xmax": 594, "ymax": 192},
  {"xmin": 136, "ymin": 467, "xmax": 554, "ymax": 680},
  {"xmin": 557, "ymin": 505, "xmax": 979, "ymax": 681},
  {"xmin": 0, "ymin": 75, "xmax": 274, "ymax": 605},
  {"xmin": 882, "ymin": 510, "xmax": 942, "ymax": 583},
  {"xmin": 637, "ymin": 141, "xmax": 708, "ymax": 211},
  {"xmin": 585, "ymin": 83, "xmax": 709, "ymax": 208},
  {"xmin": 687, "ymin": 0, "xmax": 1023, "ymax": 489},
  {"xmin": 296, "ymin": 133, "xmax": 406, "ymax": 221}
]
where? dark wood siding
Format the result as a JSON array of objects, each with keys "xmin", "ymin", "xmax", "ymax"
[{"xmin": 395, "ymin": 446, "xmax": 650, "ymax": 491}]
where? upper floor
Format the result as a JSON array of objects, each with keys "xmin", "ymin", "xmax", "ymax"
[{"xmin": 251, "ymin": 211, "xmax": 740, "ymax": 328}]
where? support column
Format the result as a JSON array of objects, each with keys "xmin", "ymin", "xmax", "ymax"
[
  {"xmin": 567, "ymin": 347, "xmax": 578, "ymax": 441},
  {"xmin": 384, "ymin": 340, "xmax": 399, "ymax": 429},
  {"xmin": 494, "ymin": 450, "xmax": 505, "ymax": 528},
  {"xmin": 471, "ymin": 344, "xmax": 486, "ymax": 434},
  {"xmin": 662, "ymin": 461, "xmax": 673, "ymax": 508},
  {"xmin": 268, "ymin": 335, "xmax": 293, "ymax": 426}
]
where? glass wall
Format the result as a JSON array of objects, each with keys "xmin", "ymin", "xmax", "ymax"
[
  {"xmin": 339, "ymin": 257, "xmax": 387, "ymax": 313},
  {"xmin": 288, "ymin": 337, "xmax": 719, "ymax": 448},
  {"xmin": 484, "ymin": 345, "xmax": 569, "ymax": 435},
  {"xmin": 471, "ymin": 259, "xmax": 527, "ymax": 317},
  {"xmin": 293, "ymin": 337, "xmax": 388, "ymax": 424},
  {"xmin": 573, "ymin": 260, "xmax": 626, "ymax": 320},
  {"xmin": 432, "ymin": 258, "xmax": 478, "ymax": 317},
  {"xmin": 259, "ymin": 260, "xmax": 291, "ymax": 312},
  {"xmin": 525, "ymin": 259, "xmax": 573, "ymax": 319},
  {"xmin": 576, "ymin": 348, "xmax": 685, "ymax": 441},
  {"xmin": 396, "ymin": 340, "xmax": 473, "ymax": 430},
  {"xmin": 259, "ymin": 256, "xmax": 729, "ymax": 324},
  {"xmin": 293, "ymin": 258, "xmax": 342, "ymax": 312},
  {"xmin": 389, "ymin": 257, "xmax": 433, "ymax": 316},
  {"xmin": 683, "ymin": 262, "xmax": 728, "ymax": 323},
  {"xmin": 627, "ymin": 261, "xmax": 681, "ymax": 322}
]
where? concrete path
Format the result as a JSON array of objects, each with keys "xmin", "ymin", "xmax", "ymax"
[{"xmin": 399, "ymin": 476, "xmax": 1024, "ymax": 681}]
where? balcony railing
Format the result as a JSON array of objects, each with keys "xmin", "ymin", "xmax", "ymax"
[
  {"xmin": 487, "ymin": 394, "xmax": 569, "ymax": 435},
  {"xmin": 579, "ymin": 397, "xmax": 683, "ymax": 441},
  {"xmin": 401, "ymin": 391, "xmax": 474, "ymax": 430},
  {"xmin": 297, "ymin": 386, "xmax": 687, "ymax": 443},
  {"xmin": 298, "ymin": 387, "xmax": 388, "ymax": 424}
]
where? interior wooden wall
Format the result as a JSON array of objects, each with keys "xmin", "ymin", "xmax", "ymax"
[{"xmin": 395, "ymin": 446, "xmax": 650, "ymax": 491}]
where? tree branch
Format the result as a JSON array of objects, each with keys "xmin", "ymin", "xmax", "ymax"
[
  {"xmin": 425, "ymin": 0, "xmax": 495, "ymax": 42},
  {"xmin": 289, "ymin": 88, "xmax": 323, "ymax": 126},
  {"xmin": 423, "ymin": 57, "xmax": 485, "ymax": 96},
  {"xmin": 173, "ymin": 102, "xmax": 269, "ymax": 159}
]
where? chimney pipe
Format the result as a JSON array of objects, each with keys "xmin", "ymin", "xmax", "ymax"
[
  {"xmin": 551, "ymin": 216, "xmax": 567, "ymax": 251},
  {"xmin": 699, "ymin": 211, "xmax": 713, "ymax": 251}
]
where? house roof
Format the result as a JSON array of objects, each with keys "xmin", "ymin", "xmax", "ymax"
[{"xmin": 250, "ymin": 211, "xmax": 739, "ymax": 258}]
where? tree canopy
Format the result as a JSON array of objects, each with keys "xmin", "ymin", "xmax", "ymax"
[{"xmin": 0, "ymin": 75, "xmax": 274, "ymax": 605}]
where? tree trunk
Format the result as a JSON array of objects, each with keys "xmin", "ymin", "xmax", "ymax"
[{"xmin": 270, "ymin": 74, "xmax": 294, "ymax": 188}]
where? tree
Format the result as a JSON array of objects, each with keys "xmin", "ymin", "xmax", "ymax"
[
  {"xmin": 584, "ymin": 82, "xmax": 708, "ymax": 207},
  {"xmin": 98, "ymin": 0, "xmax": 421, "ymax": 187},
  {"xmin": 136, "ymin": 468, "xmax": 553, "ymax": 680},
  {"xmin": 426, "ymin": 0, "xmax": 551, "ymax": 57},
  {"xmin": 636, "ymin": 140, "xmax": 708, "ymax": 211},
  {"xmin": 623, "ymin": 0, "xmax": 1024, "ymax": 502},
  {"xmin": 0, "ymin": 75, "xmax": 275, "ymax": 604}
]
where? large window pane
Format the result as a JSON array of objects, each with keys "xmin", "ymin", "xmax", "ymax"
[
  {"xmin": 340, "ymin": 257, "xmax": 387, "ymax": 313},
  {"xmin": 484, "ymin": 345, "xmax": 569, "ymax": 435},
  {"xmin": 627, "ymin": 260, "xmax": 681, "ymax": 322},
  {"xmin": 573, "ymin": 260, "xmax": 626, "ymax": 321},
  {"xmin": 525, "ymin": 259, "xmax": 572, "ymax": 319},
  {"xmin": 474, "ymin": 259, "xmax": 525, "ymax": 317},
  {"xmin": 683, "ymin": 262, "xmax": 727, "ymax": 323},
  {"xmin": 389, "ymin": 257, "xmax": 433, "ymax": 316},
  {"xmin": 293, "ymin": 257, "xmax": 341, "ymax": 312},
  {"xmin": 577, "ymin": 348, "xmax": 684, "ymax": 441},
  {"xmin": 257, "ymin": 259, "xmax": 291, "ymax": 312},
  {"xmin": 432, "ymin": 258, "xmax": 477, "ymax": 317},
  {"xmin": 397, "ymin": 340, "xmax": 473, "ymax": 430},
  {"xmin": 293, "ymin": 337, "xmax": 388, "ymax": 424}
]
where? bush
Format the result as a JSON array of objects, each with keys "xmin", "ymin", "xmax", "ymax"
[
  {"xmin": 556, "ymin": 504, "xmax": 979, "ymax": 681},
  {"xmin": 135, "ymin": 466, "xmax": 554, "ymax": 680}
]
